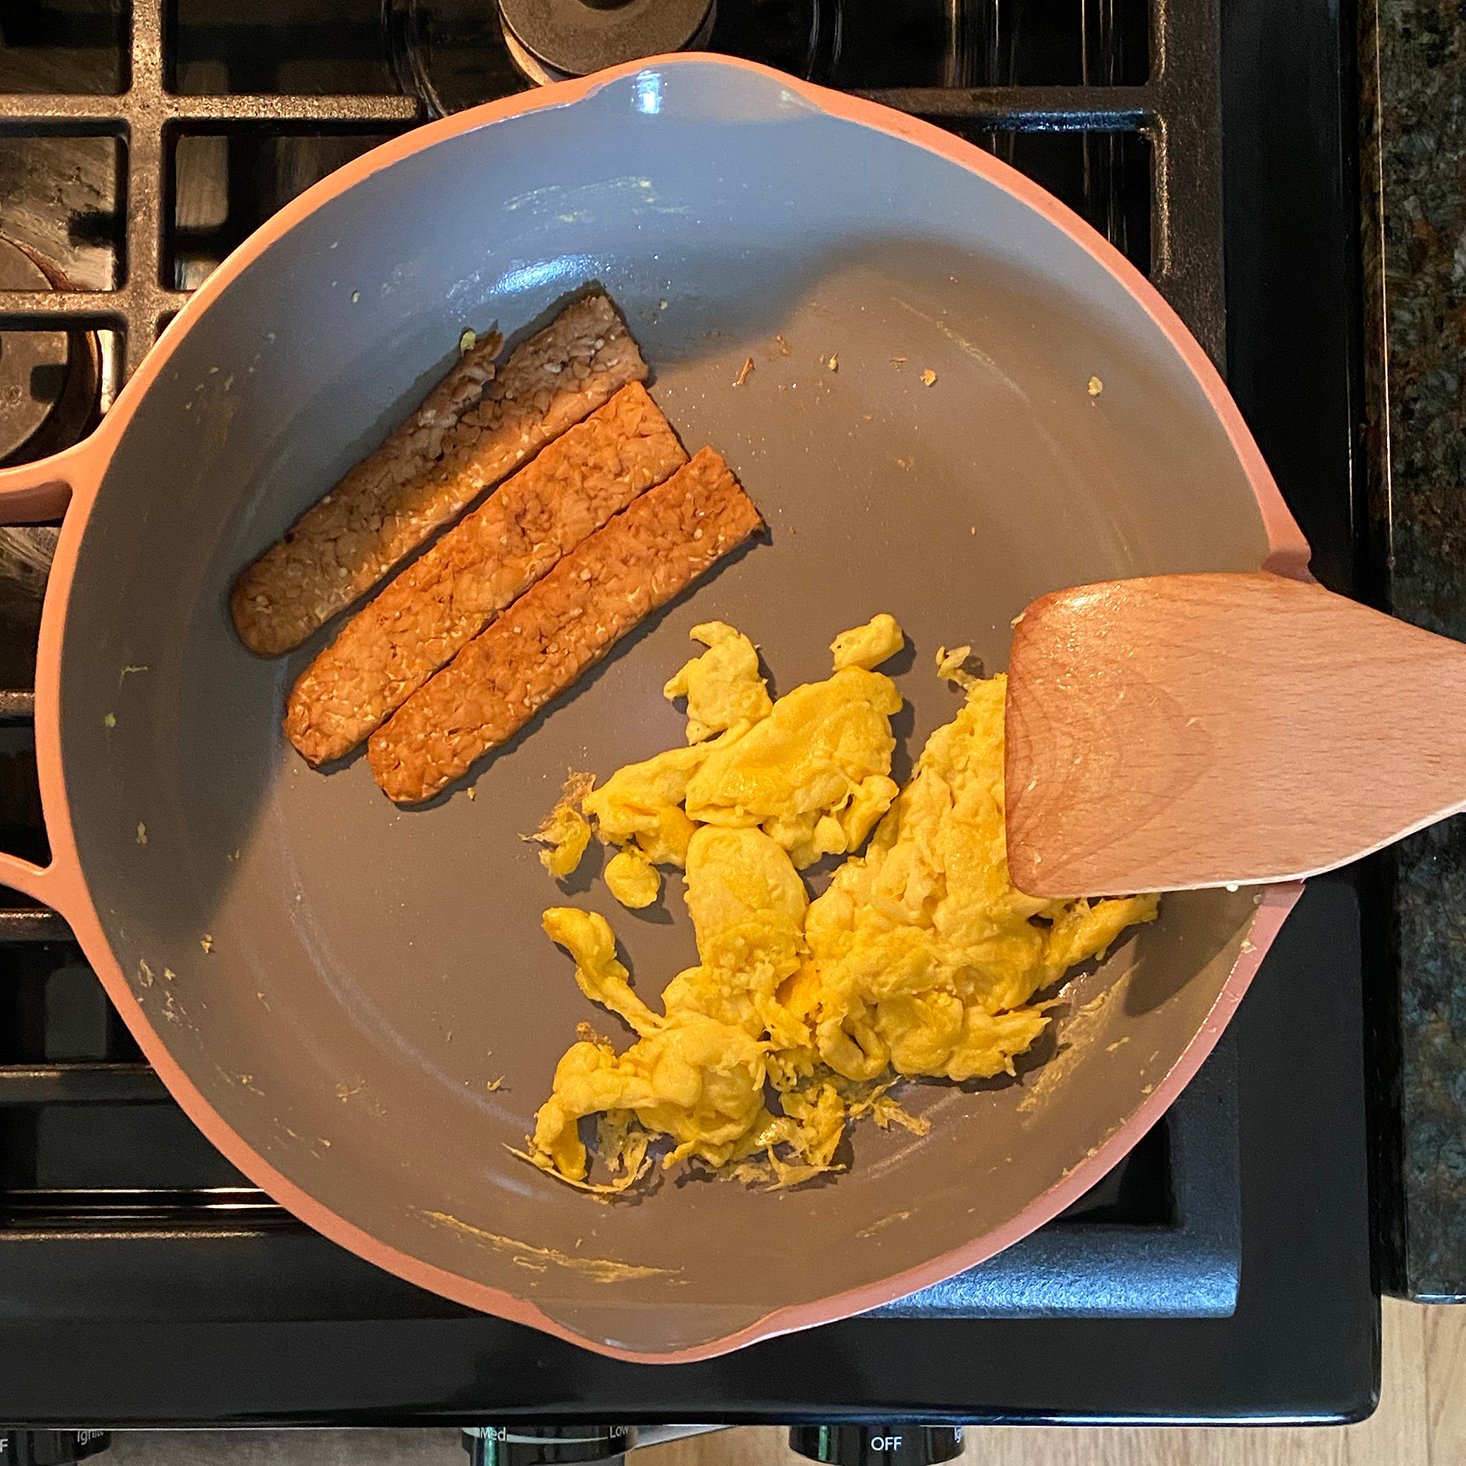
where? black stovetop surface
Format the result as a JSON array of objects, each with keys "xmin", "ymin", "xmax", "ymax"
[{"xmin": 0, "ymin": 0, "xmax": 1376, "ymax": 1426}]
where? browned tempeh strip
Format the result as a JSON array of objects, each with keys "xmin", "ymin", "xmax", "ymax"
[
  {"xmin": 284, "ymin": 383, "xmax": 687, "ymax": 766},
  {"xmin": 231, "ymin": 292, "xmax": 646, "ymax": 656},
  {"xmin": 368, "ymin": 448, "xmax": 762, "ymax": 804}
]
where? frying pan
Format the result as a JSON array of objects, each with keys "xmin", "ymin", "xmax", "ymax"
[{"xmin": 0, "ymin": 56, "xmax": 1307, "ymax": 1362}]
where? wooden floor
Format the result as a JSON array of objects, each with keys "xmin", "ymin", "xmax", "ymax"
[
  {"xmin": 656, "ymin": 1301, "xmax": 1466, "ymax": 1466},
  {"xmin": 107, "ymin": 1301, "xmax": 1465, "ymax": 1465}
]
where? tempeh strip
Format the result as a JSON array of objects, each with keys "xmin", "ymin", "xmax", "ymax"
[
  {"xmin": 229, "ymin": 330, "xmax": 501, "ymax": 656},
  {"xmin": 285, "ymin": 383, "xmax": 686, "ymax": 765},
  {"xmin": 368, "ymin": 448, "xmax": 762, "ymax": 804},
  {"xmin": 231, "ymin": 327, "xmax": 501, "ymax": 655},
  {"xmin": 231, "ymin": 292, "xmax": 646, "ymax": 656}
]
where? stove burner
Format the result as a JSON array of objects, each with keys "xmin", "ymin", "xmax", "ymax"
[
  {"xmin": 499, "ymin": 0, "xmax": 715, "ymax": 84},
  {"xmin": 0, "ymin": 238, "xmax": 99, "ymax": 469}
]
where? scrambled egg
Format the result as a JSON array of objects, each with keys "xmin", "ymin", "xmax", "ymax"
[
  {"xmin": 831, "ymin": 612, "xmax": 905, "ymax": 671},
  {"xmin": 802, "ymin": 678, "xmax": 1156, "ymax": 1084},
  {"xmin": 582, "ymin": 742, "xmax": 712, "ymax": 867},
  {"xmin": 573, "ymin": 623, "xmax": 904, "ymax": 894},
  {"xmin": 662, "ymin": 621, "xmax": 773, "ymax": 743},
  {"xmin": 604, "ymin": 847, "xmax": 660, "ymax": 909},
  {"xmin": 683, "ymin": 666, "xmax": 902, "ymax": 868},
  {"xmin": 523, "ymin": 616, "xmax": 1159, "ymax": 1191},
  {"xmin": 527, "ymin": 772, "xmax": 594, "ymax": 877},
  {"xmin": 935, "ymin": 643, "xmax": 981, "ymax": 688}
]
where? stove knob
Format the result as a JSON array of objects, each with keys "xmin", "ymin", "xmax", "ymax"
[
  {"xmin": 462, "ymin": 1427, "xmax": 637, "ymax": 1466},
  {"xmin": 0, "ymin": 1433, "xmax": 110, "ymax": 1466},
  {"xmin": 787, "ymin": 1427, "xmax": 963, "ymax": 1466}
]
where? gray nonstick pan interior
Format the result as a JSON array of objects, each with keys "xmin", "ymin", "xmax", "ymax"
[{"xmin": 53, "ymin": 62, "xmax": 1273, "ymax": 1356}]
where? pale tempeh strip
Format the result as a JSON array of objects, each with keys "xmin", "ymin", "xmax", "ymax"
[
  {"xmin": 284, "ymin": 383, "xmax": 686, "ymax": 765},
  {"xmin": 231, "ymin": 293, "xmax": 646, "ymax": 656},
  {"xmin": 368, "ymin": 448, "xmax": 763, "ymax": 804},
  {"xmin": 231, "ymin": 327, "xmax": 502, "ymax": 656}
]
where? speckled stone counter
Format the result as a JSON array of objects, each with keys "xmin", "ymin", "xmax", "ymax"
[{"xmin": 1362, "ymin": 0, "xmax": 1466, "ymax": 1299}]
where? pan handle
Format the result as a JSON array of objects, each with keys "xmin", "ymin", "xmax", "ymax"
[
  {"xmin": 0, "ymin": 438, "xmax": 99, "ymax": 521},
  {"xmin": 0, "ymin": 441, "xmax": 109, "ymax": 918},
  {"xmin": 0, "ymin": 851, "xmax": 63, "ymax": 909}
]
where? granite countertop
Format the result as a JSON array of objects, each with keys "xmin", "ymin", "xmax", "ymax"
[{"xmin": 1362, "ymin": 0, "xmax": 1466, "ymax": 1298}]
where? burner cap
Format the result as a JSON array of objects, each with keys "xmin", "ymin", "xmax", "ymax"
[
  {"xmin": 0, "ymin": 240, "xmax": 74, "ymax": 466},
  {"xmin": 499, "ymin": 0, "xmax": 714, "ymax": 81}
]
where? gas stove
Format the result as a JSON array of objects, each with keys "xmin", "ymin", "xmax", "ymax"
[{"xmin": 0, "ymin": 0, "xmax": 1375, "ymax": 1447}]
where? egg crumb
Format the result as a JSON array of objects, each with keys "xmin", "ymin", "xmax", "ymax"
[
  {"xmin": 1088, "ymin": 375, "xmax": 1104, "ymax": 397},
  {"xmin": 526, "ymin": 773, "xmax": 595, "ymax": 879},
  {"xmin": 830, "ymin": 613, "xmax": 906, "ymax": 671},
  {"xmin": 604, "ymin": 848, "xmax": 661, "ymax": 909},
  {"xmin": 920, "ymin": 368, "xmax": 938, "ymax": 386},
  {"xmin": 935, "ymin": 644, "xmax": 982, "ymax": 689}
]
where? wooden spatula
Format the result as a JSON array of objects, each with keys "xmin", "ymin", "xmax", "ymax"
[{"xmin": 1004, "ymin": 571, "xmax": 1466, "ymax": 897}]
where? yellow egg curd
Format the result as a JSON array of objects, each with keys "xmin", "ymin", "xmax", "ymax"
[{"xmin": 523, "ymin": 615, "xmax": 1158, "ymax": 1192}]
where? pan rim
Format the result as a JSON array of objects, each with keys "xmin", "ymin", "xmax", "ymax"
[{"xmin": 30, "ymin": 53, "xmax": 1309, "ymax": 1363}]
